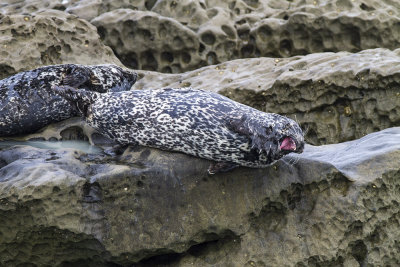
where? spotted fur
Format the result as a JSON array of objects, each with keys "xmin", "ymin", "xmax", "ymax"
[
  {"xmin": 54, "ymin": 87, "xmax": 304, "ymax": 168},
  {"xmin": 0, "ymin": 64, "xmax": 137, "ymax": 136}
]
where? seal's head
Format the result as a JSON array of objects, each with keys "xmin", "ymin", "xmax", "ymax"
[
  {"xmin": 230, "ymin": 113, "xmax": 304, "ymax": 162},
  {"xmin": 61, "ymin": 64, "xmax": 137, "ymax": 93},
  {"xmin": 273, "ymin": 115, "xmax": 304, "ymax": 156},
  {"xmin": 90, "ymin": 64, "xmax": 137, "ymax": 92}
]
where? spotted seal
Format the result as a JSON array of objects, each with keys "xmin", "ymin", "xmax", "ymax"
[
  {"xmin": 0, "ymin": 64, "xmax": 137, "ymax": 136},
  {"xmin": 53, "ymin": 86, "xmax": 304, "ymax": 173}
]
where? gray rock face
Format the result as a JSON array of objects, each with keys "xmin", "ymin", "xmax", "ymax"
[
  {"xmin": 89, "ymin": 0, "xmax": 400, "ymax": 72},
  {"xmin": 0, "ymin": 11, "xmax": 121, "ymax": 79},
  {"xmin": 3, "ymin": 0, "xmax": 400, "ymax": 73},
  {"xmin": 91, "ymin": 9, "xmax": 202, "ymax": 73},
  {"xmin": 133, "ymin": 48, "xmax": 400, "ymax": 145},
  {"xmin": 1, "ymin": 127, "xmax": 399, "ymax": 266}
]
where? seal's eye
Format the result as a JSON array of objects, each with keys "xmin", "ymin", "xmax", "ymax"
[
  {"xmin": 283, "ymin": 123, "xmax": 291, "ymax": 132},
  {"xmin": 265, "ymin": 126, "xmax": 273, "ymax": 134}
]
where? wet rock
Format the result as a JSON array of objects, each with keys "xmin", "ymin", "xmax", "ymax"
[
  {"xmin": 0, "ymin": 11, "xmax": 121, "ymax": 79},
  {"xmin": 8, "ymin": 117, "xmax": 117, "ymax": 147},
  {"xmin": 133, "ymin": 48, "xmax": 400, "ymax": 145},
  {"xmin": 0, "ymin": 127, "xmax": 399, "ymax": 266}
]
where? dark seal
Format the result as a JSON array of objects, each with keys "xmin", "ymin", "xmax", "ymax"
[
  {"xmin": 53, "ymin": 86, "xmax": 304, "ymax": 173},
  {"xmin": 0, "ymin": 64, "xmax": 137, "ymax": 136}
]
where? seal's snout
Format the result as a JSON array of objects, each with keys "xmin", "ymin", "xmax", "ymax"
[{"xmin": 280, "ymin": 136, "xmax": 297, "ymax": 152}]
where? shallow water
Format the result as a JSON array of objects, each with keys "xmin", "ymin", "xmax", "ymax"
[{"xmin": 0, "ymin": 140, "xmax": 102, "ymax": 154}]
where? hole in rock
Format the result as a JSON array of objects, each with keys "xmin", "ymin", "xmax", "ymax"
[
  {"xmin": 221, "ymin": 25, "xmax": 236, "ymax": 39},
  {"xmin": 141, "ymin": 51, "xmax": 158, "ymax": 71},
  {"xmin": 161, "ymin": 52, "xmax": 174, "ymax": 63},
  {"xmin": 360, "ymin": 3, "xmax": 374, "ymax": 11},
  {"xmin": 279, "ymin": 39, "xmax": 292, "ymax": 56},
  {"xmin": 243, "ymin": 0, "xmax": 259, "ymax": 8},
  {"xmin": 145, "ymin": 0, "xmax": 157, "ymax": 10},
  {"xmin": 199, "ymin": 43, "xmax": 205, "ymax": 53},
  {"xmin": 241, "ymin": 45, "xmax": 254, "ymax": 57},
  {"xmin": 97, "ymin": 26, "xmax": 107, "ymax": 40},
  {"xmin": 53, "ymin": 4, "xmax": 66, "ymax": 11},
  {"xmin": 206, "ymin": 52, "xmax": 218, "ymax": 65},
  {"xmin": 118, "ymin": 51, "xmax": 138, "ymax": 69},
  {"xmin": 60, "ymin": 126, "xmax": 88, "ymax": 141},
  {"xmin": 206, "ymin": 8, "xmax": 218, "ymax": 19},
  {"xmin": 181, "ymin": 52, "xmax": 191, "ymax": 64},
  {"xmin": 201, "ymin": 32, "xmax": 216, "ymax": 45},
  {"xmin": 161, "ymin": 66, "xmax": 172, "ymax": 73},
  {"xmin": 351, "ymin": 240, "xmax": 368, "ymax": 264}
]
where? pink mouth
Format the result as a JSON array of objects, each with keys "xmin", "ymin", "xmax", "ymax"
[{"xmin": 280, "ymin": 137, "xmax": 296, "ymax": 151}]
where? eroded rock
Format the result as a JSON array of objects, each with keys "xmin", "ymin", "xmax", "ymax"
[
  {"xmin": 91, "ymin": 9, "xmax": 202, "ymax": 72},
  {"xmin": 0, "ymin": 11, "xmax": 121, "ymax": 79},
  {"xmin": 3, "ymin": 0, "xmax": 400, "ymax": 72},
  {"xmin": 0, "ymin": 127, "xmax": 399, "ymax": 266},
  {"xmin": 89, "ymin": 0, "xmax": 400, "ymax": 72}
]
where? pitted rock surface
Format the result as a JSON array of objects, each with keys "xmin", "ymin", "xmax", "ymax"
[
  {"xmin": 89, "ymin": 0, "xmax": 400, "ymax": 72},
  {"xmin": 91, "ymin": 9, "xmax": 201, "ymax": 73},
  {"xmin": 0, "ymin": 11, "xmax": 121, "ymax": 79},
  {"xmin": 3, "ymin": 0, "xmax": 400, "ymax": 73},
  {"xmin": 0, "ymin": 128, "xmax": 399, "ymax": 266}
]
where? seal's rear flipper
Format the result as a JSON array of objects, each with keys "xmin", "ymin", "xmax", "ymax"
[
  {"xmin": 52, "ymin": 85, "xmax": 99, "ymax": 116},
  {"xmin": 208, "ymin": 162, "xmax": 238, "ymax": 175}
]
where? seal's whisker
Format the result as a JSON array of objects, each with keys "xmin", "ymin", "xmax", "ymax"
[
  {"xmin": 302, "ymin": 123, "xmax": 310, "ymax": 136},
  {"xmin": 288, "ymin": 154, "xmax": 300, "ymax": 166}
]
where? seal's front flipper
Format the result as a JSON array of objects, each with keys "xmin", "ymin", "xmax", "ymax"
[
  {"xmin": 52, "ymin": 85, "xmax": 99, "ymax": 116},
  {"xmin": 208, "ymin": 162, "xmax": 238, "ymax": 175},
  {"xmin": 62, "ymin": 66, "xmax": 91, "ymax": 87}
]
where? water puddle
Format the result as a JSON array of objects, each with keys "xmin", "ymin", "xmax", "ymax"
[{"xmin": 0, "ymin": 140, "xmax": 102, "ymax": 154}]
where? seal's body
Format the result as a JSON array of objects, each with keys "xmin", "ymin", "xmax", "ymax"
[
  {"xmin": 0, "ymin": 64, "xmax": 137, "ymax": 136},
  {"xmin": 54, "ymin": 86, "xmax": 304, "ymax": 173}
]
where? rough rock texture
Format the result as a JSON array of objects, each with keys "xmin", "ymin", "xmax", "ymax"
[
  {"xmin": 92, "ymin": 9, "xmax": 202, "ymax": 73},
  {"xmin": 132, "ymin": 48, "xmax": 400, "ymax": 145},
  {"xmin": 0, "ymin": 11, "xmax": 121, "ymax": 79},
  {"xmin": 0, "ymin": 0, "xmax": 150, "ymax": 20},
  {"xmin": 89, "ymin": 0, "xmax": 400, "ymax": 72},
  {"xmin": 0, "ymin": 127, "xmax": 399, "ymax": 266},
  {"xmin": 3, "ymin": 0, "xmax": 400, "ymax": 72}
]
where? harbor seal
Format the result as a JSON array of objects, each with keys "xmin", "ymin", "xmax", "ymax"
[
  {"xmin": 53, "ymin": 86, "xmax": 304, "ymax": 173},
  {"xmin": 0, "ymin": 64, "xmax": 137, "ymax": 136}
]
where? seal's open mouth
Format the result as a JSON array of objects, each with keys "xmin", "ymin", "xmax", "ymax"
[{"xmin": 280, "ymin": 136, "xmax": 296, "ymax": 151}]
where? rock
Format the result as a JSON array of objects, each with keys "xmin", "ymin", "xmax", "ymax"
[
  {"xmin": 66, "ymin": 0, "xmax": 149, "ymax": 22},
  {"xmin": 0, "ymin": 0, "xmax": 150, "ymax": 21},
  {"xmin": 0, "ymin": 126, "xmax": 399, "ymax": 266},
  {"xmin": 4, "ymin": 0, "xmax": 400, "ymax": 72},
  {"xmin": 0, "ymin": 11, "xmax": 121, "ymax": 79},
  {"xmin": 0, "ymin": 0, "xmax": 66, "ymax": 15},
  {"xmin": 89, "ymin": 0, "xmax": 400, "ymax": 72},
  {"xmin": 133, "ymin": 48, "xmax": 400, "ymax": 145},
  {"xmin": 91, "ymin": 9, "xmax": 202, "ymax": 73}
]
